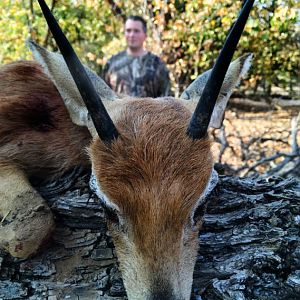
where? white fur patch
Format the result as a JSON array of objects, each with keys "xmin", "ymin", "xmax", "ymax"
[
  {"xmin": 202, "ymin": 168, "xmax": 219, "ymax": 201},
  {"xmin": 89, "ymin": 169, "xmax": 120, "ymax": 212},
  {"xmin": 190, "ymin": 168, "xmax": 219, "ymax": 221}
]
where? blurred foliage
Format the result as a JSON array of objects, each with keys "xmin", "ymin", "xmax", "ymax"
[{"xmin": 0, "ymin": 0, "xmax": 298, "ymax": 97}]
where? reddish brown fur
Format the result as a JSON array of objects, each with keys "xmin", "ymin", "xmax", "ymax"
[
  {"xmin": 0, "ymin": 60, "xmax": 214, "ymax": 295},
  {"xmin": 91, "ymin": 99, "xmax": 213, "ymax": 255},
  {"xmin": 0, "ymin": 61, "xmax": 91, "ymax": 179}
]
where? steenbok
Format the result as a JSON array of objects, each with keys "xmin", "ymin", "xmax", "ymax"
[{"xmin": 0, "ymin": 0, "xmax": 254, "ymax": 299}]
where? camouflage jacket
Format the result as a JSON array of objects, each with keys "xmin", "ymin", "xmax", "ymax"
[{"xmin": 102, "ymin": 51, "xmax": 171, "ymax": 98}]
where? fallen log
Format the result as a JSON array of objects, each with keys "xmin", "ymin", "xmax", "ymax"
[
  {"xmin": 229, "ymin": 98, "xmax": 300, "ymax": 112},
  {"xmin": 0, "ymin": 169, "xmax": 299, "ymax": 300}
]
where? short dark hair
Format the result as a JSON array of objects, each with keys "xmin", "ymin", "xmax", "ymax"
[{"xmin": 126, "ymin": 16, "xmax": 147, "ymax": 33}]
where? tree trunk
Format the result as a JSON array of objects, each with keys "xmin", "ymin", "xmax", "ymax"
[{"xmin": 0, "ymin": 169, "xmax": 299, "ymax": 300}]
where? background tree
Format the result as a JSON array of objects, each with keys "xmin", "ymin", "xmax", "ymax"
[{"xmin": 0, "ymin": 0, "xmax": 298, "ymax": 96}]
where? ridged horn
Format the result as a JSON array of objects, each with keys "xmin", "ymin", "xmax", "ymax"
[
  {"xmin": 187, "ymin": 0, "xmax": 255, "ymax": 139},
  {"xmin": 37, "ymin": 0, "xmax": 118, "ymax": 143}
]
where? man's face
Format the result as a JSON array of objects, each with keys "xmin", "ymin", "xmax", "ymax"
[{"xmin": 125, "ymin": 19, "xmax": 147, "ymax": 51}]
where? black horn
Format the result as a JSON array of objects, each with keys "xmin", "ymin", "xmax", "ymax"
[
  {"xmin": 187, "ymin": 0, "xmax": 255, "ymax": 139},
  {"xmin": 37, "ymin": 0, "xmax": 118, "ymax": 143}
]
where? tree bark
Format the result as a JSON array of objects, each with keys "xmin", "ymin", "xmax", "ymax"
[{"xmin": 0, "ymin": 169, "xmax": 299, "ymax": 300}]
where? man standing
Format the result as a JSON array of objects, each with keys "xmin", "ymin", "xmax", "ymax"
[{"xmin": 103, "ymin": 16, "xmax": 171, "ymax": 97}]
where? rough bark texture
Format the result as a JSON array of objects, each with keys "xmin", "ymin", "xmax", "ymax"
[{"xmin": 0, "ymin": 168, "xmax": 299, "ymax": 300}]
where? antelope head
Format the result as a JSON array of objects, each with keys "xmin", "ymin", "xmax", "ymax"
[{"xmin": 34, "ymin": 1, "xmax": 254, "ymax": 299}]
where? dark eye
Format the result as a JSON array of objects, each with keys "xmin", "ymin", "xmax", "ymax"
[
  {"xmin": 192, "ymin": 203, "xmax": 207, "ymax": 225},
  {"xmin": 102, "ymin": 204, "xmax": 120, "ymax": 225}
]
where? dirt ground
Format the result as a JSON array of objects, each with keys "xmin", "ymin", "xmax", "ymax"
[{"xmin": 211, "ymin": 107, "xmax": 300, "ymax": 177}]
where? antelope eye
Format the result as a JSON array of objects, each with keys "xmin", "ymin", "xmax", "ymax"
[
  {"xmin": 192, "ymin": 203, "xmax": 207, "ymax": 225},
  {"xmin": 102, "ymin": 205, "xmax": 120, "ymax": 225}
]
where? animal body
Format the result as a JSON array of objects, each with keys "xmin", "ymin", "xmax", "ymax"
[
  {"xmin": 0, "ymin": 60, "xmax": 90, "ymax": 258},
  {"xmin": 0, "ymin": 0, "xmax": 254, "ymax": 299}
]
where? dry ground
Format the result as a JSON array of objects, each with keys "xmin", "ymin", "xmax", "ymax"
[{"xmin": 211, "ymin": 107, "xmax": 300, "ymax": 177}]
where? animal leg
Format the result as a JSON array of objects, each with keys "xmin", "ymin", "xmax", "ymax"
[{"xmin": 0, "ymin": 163, "xmax": 55, "ymax": 259}]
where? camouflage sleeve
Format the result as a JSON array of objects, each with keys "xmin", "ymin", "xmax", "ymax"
[
  {"xmin": 102, "ymin": 61, "xmax": 111, "ymax": 88},
  {"xmin": 156, "ymin": 61, "xmax": 172, "ymax": 97}
]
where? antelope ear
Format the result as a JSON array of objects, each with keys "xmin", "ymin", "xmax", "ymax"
[
  {"xmin": 27, "ymin": 40, "xmax": 117, "ymax": 135},
  {"xmin": 180, "ymin": 53, "xmax": 252, "ymax": 128}
]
